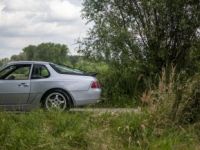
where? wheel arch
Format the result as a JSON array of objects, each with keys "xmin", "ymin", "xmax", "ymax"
[{"xmin": 40, "ymin": 88, "xmax": 75, "ymax": 107}]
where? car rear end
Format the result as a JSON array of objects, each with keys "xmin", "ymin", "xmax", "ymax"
[
  {"xmin": 48, "ymin": 63, "xmax": 102, "ymax": 107},
  {"xmin": 70, "ymin": 78, "xmax": 101, "ymax": 106}
]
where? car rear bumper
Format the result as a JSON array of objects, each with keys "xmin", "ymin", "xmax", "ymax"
[{"xmin": 70, "ymin": 89, "xmax": 101, "ymax": 106}]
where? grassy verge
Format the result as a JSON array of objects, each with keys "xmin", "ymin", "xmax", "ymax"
[
  {"xmin": 0, "ymin": 110, "xmax": 199, "ymax": 150},
  {"xmin": 88, "ymin": 96, "xmax": 139, "ymax": 108}
]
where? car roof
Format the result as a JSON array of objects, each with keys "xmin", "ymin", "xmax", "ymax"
[{"xmin": 8, "ymin": 61, "xmax": 50, "ymax": 65}]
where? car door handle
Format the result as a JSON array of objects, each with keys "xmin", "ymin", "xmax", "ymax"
[{"xmin": 18, "ymin": 83, "xmax": 29, "ymax": 87}]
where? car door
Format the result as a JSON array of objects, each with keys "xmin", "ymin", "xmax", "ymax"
[{"xmin": 0, "ymin": 64, "xmax": 32, "ymax": 105}]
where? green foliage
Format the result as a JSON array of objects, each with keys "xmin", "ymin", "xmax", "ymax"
[
  {"xmin": 78, "ymin": 0, "xmax": 200, "ymax": 106},
  {"xmin": 0, "ymin": 58, "xmax": 9, "ymax": 68},
  {"xmin": 0, "ymin": 110, "xmax": 199, "ymax": 149},
  {"xmin": 0, "ymin": 111, "xmax": 89, "ymax": 150},
  {"xmin": 179, "ymin": 75, "xmax": 200, "ymax": 124},
  {"xmin": 11, "ymin": 43, "xmax": 69, "ymax": 64},
  {"xmin": 81, "ymin": 0, "xmax": 200, "ymax": 72},
  {"xmin": 73, "ymin": 58, "xmax": 144, "ymax": 107},
  {"xmin": 74, "ymin": 58, "xmax": 109, "ymax": 74}
]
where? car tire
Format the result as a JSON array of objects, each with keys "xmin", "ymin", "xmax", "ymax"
[{"xmin": 43, "ymin": 89, "xmax": 70, "ymax": 111}]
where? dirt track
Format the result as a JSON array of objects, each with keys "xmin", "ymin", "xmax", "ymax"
[{"xmin": 70, "ymin": 108, "xmax": 141, "ymax": 113}]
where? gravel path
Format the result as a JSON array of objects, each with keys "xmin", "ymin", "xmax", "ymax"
[{"xmin": 70, "ymin": 108, "xmax": 141, "ymax": 113}]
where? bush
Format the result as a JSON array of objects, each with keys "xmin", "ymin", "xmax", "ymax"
[
  {"xmin": 75, "ymin": 59, "xmax": 145, "ymax": 107},
  {"xmin": 140, "ymin": 66, "xmax": 200, "ymax": 124}
]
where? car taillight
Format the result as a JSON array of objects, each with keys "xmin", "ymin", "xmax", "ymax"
[{"xmin": 91, "ymin": 81, "xmax": 101, "ymax": 89}]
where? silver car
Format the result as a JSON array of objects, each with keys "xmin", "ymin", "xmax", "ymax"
[{"xmin": 0, "ymin": 61, "xmax": 101, "ymax": 111}]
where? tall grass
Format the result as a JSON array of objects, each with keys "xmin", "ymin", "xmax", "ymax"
[
  {"xmin": 0, "ymin": 110, "xmax": 199, "ymax": 150},
  {"xmin": 140, "ymin": 66, "xmax": 200, "ymax": 124}
]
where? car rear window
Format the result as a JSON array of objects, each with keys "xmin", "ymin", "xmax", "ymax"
[
  {"xmin": 50, "ymin": 63, "xmax": 84, "ymax": 75},
  {"xmin": 31, "ymin": 64, "xmax": 50, "ymax": 79}
]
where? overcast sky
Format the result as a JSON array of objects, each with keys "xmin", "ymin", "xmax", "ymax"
[{"xmin": 0, "ymin": 0, "xmax": 88, "ymax": 59}]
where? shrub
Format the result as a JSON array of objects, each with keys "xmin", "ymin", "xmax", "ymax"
[{"xmin": 140, "ymin": 66, "xmax": 200, "ymax": 124}]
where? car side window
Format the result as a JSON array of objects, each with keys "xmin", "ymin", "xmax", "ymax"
[
  {"xmin": 0, "ymin": 64, "xmax": 31, "ymax": 80},
  {"xmin": 31, "ymin": 64, "xmax": 50, "ymax": 79}
]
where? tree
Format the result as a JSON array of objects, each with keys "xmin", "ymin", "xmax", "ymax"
[
  {"xmin": 0, "ymin": 58, "xmax": 9, "ymax": 67},
  {"xmin": 11, "ymin": 52, "xmax": 26, "ymax": 61},
  {"xmin": 11, "ymin": 43, "xmax": 69, "ymax": 64},
  {"xmin": 80, "ymin": 0, "xmax": 200, "ymax": 74},
  {"xmin": 23, "ymin": 43, "xmax": 69, "ymax": 64}
]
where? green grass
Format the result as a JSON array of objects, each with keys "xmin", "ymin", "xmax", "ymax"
[
  {"xmin": 89, "ymin": 96, "xmax": 139, "ymax": 108},
  {"xmin": 0, "ymin": 110, "xmax": 199, "ymax": 150}
]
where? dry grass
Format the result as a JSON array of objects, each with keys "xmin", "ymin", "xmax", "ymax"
[
  {"xmin": 140, "ymin": 65, "xmax": 200, "ymax": 125},
  {"xmin": 140, "ymin": 67, "xmax": 176, "ymax": 116}
]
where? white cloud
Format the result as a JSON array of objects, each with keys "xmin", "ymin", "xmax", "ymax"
[
  {"xmin": 49, "ymin": 0, "xmax": 81, "ymax": 20},
  {"xmin": 0, "ymin": 0, "xmax": 88, "ymax": 58}
]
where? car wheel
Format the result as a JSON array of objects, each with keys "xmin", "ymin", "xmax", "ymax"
[{"xmin": 44, "ymin": 90, "xmax": 70, "ymax": 111}]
